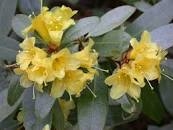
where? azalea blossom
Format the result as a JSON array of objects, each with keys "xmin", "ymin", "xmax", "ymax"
[
  {"xmin": 105, "ymin": 31, "xmax": 167, "ymax": 101},
  {"xmin": 24, "ymin": 6, "xmax": 77, "ymax": 46}
]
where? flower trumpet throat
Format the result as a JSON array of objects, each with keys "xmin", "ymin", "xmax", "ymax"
[
  {"xmin": 15, "ymin": 36, "xmax": 98, "ymax": 98},
  {"xmin": 24, "ymin": 5, "xmax": 77, "ymax": 46},
  {"xmin": 105, "ymin": 31, "xmax": 167, "ymax": 101}
]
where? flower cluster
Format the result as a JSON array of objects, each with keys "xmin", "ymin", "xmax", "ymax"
[
  {"xmin": 15, "ymin": 6, "xmax": 98, "ymax": 98},
  {"xmin": 24, "ymin": 6, "xmax": 77, "ymax": 46},
  {"xmin": 105, "ymin": 31, "xmax": 167, "ymax": 101}
]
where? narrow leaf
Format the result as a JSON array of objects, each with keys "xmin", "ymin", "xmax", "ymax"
[
  {"xmin": 90, "ymin": 6, "xmax": 136, "ymax": 37},
  {"xmin": 0, "ymin": 0, "xmax": 17, "ymax": 36},
  {"xmin": 159, "ymin": 65, "xmax": 173, "ymax": 116},
  {"xmin": 12, "ymin": 14, "xmax": 31, "ymax": 38},
  {"xmin": 141, "ymin": 85, "xmax": 165, "ymax": 123},
  {"xmin": 62, "ymin": 16, "xmax": 99, "ymax": 44},
  {"xmin": 23, "ymin": 88, "xmax": 36, "ymax": 130},
  {"xmin": 35, "ymin": 92, "xmax": 55, "ymax": 119},
  {"xmin": 19, "ymin": 0, "xmax": 41, "ymax": 15},
  {"xmin": 151, "ymin": 24, "xmax": 173, "ymax": 49},
  {"xmin": 0, "ymin": 89, "xmax": 21, "ymax": 122},
  {"xmin": 52, "ymin": 100, "xmax": 65, "ymax": 130},
  {"xmin": 7, "ymin": 75, "xmax": 24, "ymax": 106},
  {"xmin": 126, "ymin": 0, "xmax": 173, "ymax": 36},
  {"xmin": 0, "ymin": 36, "xmax": 19, "ymax": 61}
]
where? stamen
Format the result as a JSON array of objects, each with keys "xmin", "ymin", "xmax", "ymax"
[
  {"xmin": 93, "ymin": 66, "xmax": 109, "ymax": 73},
  {"xmin": 32, "ymin": 86, "xmax": 36, "ymax": 100},
  {"xmin": 86, "ymin": 85, "xmax": 97, "ymax": 98},
  {"xmin": 146, "ymin": 79, "xmax": 154, "ymax": 90},
  {"xmin": 161, "ymin": 72, "xmax": 173, "ymax": 81}
]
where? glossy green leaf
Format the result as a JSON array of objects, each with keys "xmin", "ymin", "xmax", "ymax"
[
  {"xmin": 7, "ymin": 75, "xmax": 24, "ymax": 106},
  {"xmin": 62, "ymin": 16, "xmax": 99, "ymax": 44},
  {"xmin": 0, "ymin": 0, "xmax": 17, "ymax": 36},
  {"xmin": 94, "ymin": 29, "xmax": 131, "ymax": 58},
  {"xmin": 151, "ymin": 24, "xmax": 173, "ymax": 49},
  {"xmin": 12, "ymin": 14, "xmax": 31, "ymax": 38},
  {"xmin": 89, "ymin": 6, "xmax": 136, "ymax": 37},
  {"xmin": 78, "ymin": 70, "xmax": 108, "ymax": 130},
  {"xmin": 52, "ymin": 100, "xmax": 65, "ymax": 130},
  {"xmin": 0, "ymin": 36, "xmax": 19, "ymax": 61},
  {"xmin": 19, "ymin": 0, "xmax": 41, "ymax": 15},
  {"xmin": 126, "ymin": 0, "xmax": 173, "ymax": 36},
  {"xmin": 0, "ymin": 89, "xmax": 21, "ymax": 122},
  {"xmin": 141, "ymin": 85, "xmax": 165, "ymax": 123},
  {"xmin": 35, "ymin": 92, "xmax": 55, "ymax": 119}
]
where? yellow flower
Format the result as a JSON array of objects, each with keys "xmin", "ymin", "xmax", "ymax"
[
  {"xmin": 130, "ymin": 31, "xmax": 167, "ymax": 81},
  {"xmin": 25, "ymin": 6, "xmax": 77, "ymax": 46},
  {"xmin": 27, "ymin": 58, "xmax": 54, "ymax": 85},
  {"xmin": 131, "ymin": 56, "xmax": 161, "ymax": 81},
  {"xmin": 105, "ymin": 65, "xmax": 142, "ymax": 101},
  {"xmin": 51, "ymin": 70, "xmax": 93, "ymax": 98},
  {"xmin": 16, "ymin": 37, "xmax": 47, "ymax": 70},
  {"xmin": 73, "ymin": 38, "xmax": 98, "ymax": 69},
  {"xmin": 59, "ymin": 99, "xmax": 75, "ymax": 120},
  {"xmin": 14, "ymin": 68, "xmax": 32, "ymax": 88},
  {"xmin": 51, "ymin": 48, "xmax": 80, "ymax": 79},
  {"xmin": 130, "ymin": 31, "xmax": 160, "ymax": 60}
]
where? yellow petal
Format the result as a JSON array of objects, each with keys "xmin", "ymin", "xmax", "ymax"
[
  {"xmin": 140, "ymin": 31, "xmax": 151, "ymax": 44},
  {"xmin": 110, "ymin": 85, "xmax": 127, "ymax": 100},
  {"xmin": 127, "ymin": 85, "xmax": 141, "ymax": 101},
  {"xmin": 51, "ymin": 79, "xmax": 65, "ymax": 98}
]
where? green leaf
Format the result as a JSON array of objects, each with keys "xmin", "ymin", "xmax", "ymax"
[
  {"xmin": 106, "ymin": 105, "xmax": 141, "ymax": 128},
  {"xmin": 52, "ymin": 100, "xmax": 65, "ymax": 130},
  {"xmin": 35, "ymin": 92, "xmax": 55, "ymax": 119},
  {"xmin": 159, "ymin": 64, "xmax": 173, "ymax": 116},
  {"xmin": 126, "ymin": 0, "xmax": 173, "ymax": 36},
  {"xmin": 12, "ymin": 14, "xmax": 31, "ymax": 38},
  {"xmin": 78, "ymin": 70, "xmax": 108, "ymax": 130},
  {"xmin": 151, "ymin": 24, "xmax": 173, "ymax": 49},
  {"xmin": 134, "ymin": 1, "xmax": 152, "ymax": 12},
  {"xmin": 0, "ymin": 0, "xmax": 17, "ymax": 36},
  {"xmin": 0, "ymin": 114, "xmax": 19, "ymax": 130},
  {"xmin": 62, "ymin": 16, "xmax": 99, "ymax": 44},
  {"xmin": 23, "ymin": 88, "xmax": 37, "ymax": 130},
  {"xmin": 94, "ymin": 29, "xmax": 131, "ymax": 58},
  {"xmin": 18, "ymin": 0, "xmax": 41, "ymax": 15},
  {"xmin": 89, "ymin": 6, "xmax": 136, "ymax": 37},
  {"xmin": 118, "ymin": 95, "xmax": 142, "ymax": 114},
  {"xmin": 0, "ymin": 89, "xmax": 21, "ymax": 122},
  {"xmin": 141, "ymin": 85, "xmax": 165, "ymax": 123},
  {"xmin": 23, "ymin": 88, "xmax": 51, "ymax": 130},
  {"xmin": 0, "ymin": 36, "xmax": 19, "ymax": 61},
  {"xmin": 0, "ymin": 67, "xmax": 9, "ymax": 92},
  {"xmin": 7, "ymin": 75, "xmax": 24, "ymax": 106}
]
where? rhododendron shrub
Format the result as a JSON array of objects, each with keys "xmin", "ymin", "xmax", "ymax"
[{"xmin": 0, "ymin": 0, "xmax": 173, "ymax": 130}]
